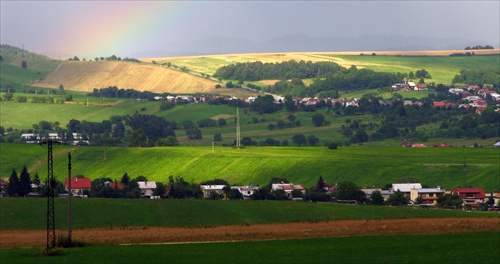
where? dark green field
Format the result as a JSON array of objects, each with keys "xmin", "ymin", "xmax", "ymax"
[
  {"xmin": 1, "ymin": 198, "xmax": 497, "ymax": 231},
  {"xmin": 1, "ymin": 232, "xmax": 498, "ymax": 264}
]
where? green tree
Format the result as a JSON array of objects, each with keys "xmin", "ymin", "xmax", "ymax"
[
  {"xmin": 291, "ymin": 134, "xmax": 306, "ymax": 146},
  {"xmin": 153, "ymin": 182, "xmax": 166, "ymax": 197},
  {"xmin": 217, "ymin": 118, "xmax": 227, "ymax": 127},
  {"xmin": 311, "ymin": 113, "xmax": 325, "ymax": 127},
  {"xmin": 386, "ymin": 190, "xmax": 409, "ymax": 206},
  {"xmin": 129, "ymin": 129, "xmax": 149, "ymax": 147},
  {"xmin": 18, "ymin": 166, "xmax": 32, "ymax": 196},
  {"xmin": 213, "ymin": 133, "xmax": 222, "ymax": 141},
  {"xmin": 7, "ymin": 169, "xmax": 19, "ymax": 197},
  {"xmin": 370, "ymin": 190, "xmax": 385, "ymax": 205},
  {"xmin": 21, "ymin": 60, "xmax": 27, "ymax": 69},
  {"xmin": 316, "ymin": 175, "xmax": 326, "ymax": 192},
  {"xmin": 120, "ymin": 173, "xmax": 130, "ymax": 185},
  {"xmin": 333, "ymin": 181, "xmax": 366, "ymax": 203},
  {"xmin": 307, "ymin": 135, "xmax": 319, "ymax": 146}
]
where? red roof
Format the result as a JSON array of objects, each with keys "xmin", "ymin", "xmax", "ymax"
[
  {"xmin": 433, "ymin": 101, "xmax": 446, "ymax": 107},
  {"xmin": 451, "ymin": 188, "xmax": 487, "ymax": 199},
  {"xmin": 109, "ymin": 181, "xmax": 124, "ymax": 190},
  {"xmin": 65, "ymin": 178, "xmax": 92, "ymax": 189}
]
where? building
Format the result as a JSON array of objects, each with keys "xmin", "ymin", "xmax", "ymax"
[
  {"xmin": 410, "ymin": 187, "xmax": 445, "ymax": 205},
  {"xmin": 200, "ymin": 185, "xmax": 226, "ymax": 199},
  {"xmin": 271, "ymin": 183, "xmax": 306, "ymax": 199},
  {"xmin": 65, "ymin": 177, "xmax": 92, "ymax": 198},
  {"xmin": 451, "ymin": 188, "xmax": 487, "ymax": 208},
  {"xmin": 391, "ymin": 183, "xmax": 422, "ymax": 199},
  {"xmin": 137, "ymin": 181, "xmax": 157, "ymax": 198},
  {"xmin": 231, "ymin": 185, "xmax": 259, "ymax": 200}
]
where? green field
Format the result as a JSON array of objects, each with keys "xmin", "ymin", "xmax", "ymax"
[
  {"xmin": 1, "ymin": 198, "xmax": 497, "ymax": 231},
  {"xmin": 324, "ymin": 54, "xmax": 500, "ymax": 85},
  {"xmin": 1, "ymin": 144, "xmax": 498, "ymax": 191},
  {"xmin": 1, "ymin": 233, "xmax": 498, "ymax": 264}
]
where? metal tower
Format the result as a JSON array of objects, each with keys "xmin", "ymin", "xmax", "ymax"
[
  {"xmin": 40, "ymin": 140, "xmax": 57, "ymax": 251},
  {"xmin": 236, "ymin": 107, "xmax": 241, "ymax": 148}
]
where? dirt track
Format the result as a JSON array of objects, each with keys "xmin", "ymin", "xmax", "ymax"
[{"xmin": 1, "ymin": 218, "xmax": 498, "ymax": 248}]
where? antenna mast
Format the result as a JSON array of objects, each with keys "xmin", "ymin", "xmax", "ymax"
[{"xmin": 40, "ymin": 140, "xmax": 58, "ymax": 251}]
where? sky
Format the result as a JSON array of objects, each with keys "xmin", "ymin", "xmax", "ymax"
[{"xmin": 1, "ymin": 0, "xmax": 499, "ymax": 59}]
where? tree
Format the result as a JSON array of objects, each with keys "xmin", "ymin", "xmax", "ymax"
[
  {"xmin": 307, "ymin": 135, "xmax": 319, "ymax": 146},
  {"xmin": 333, "ymin": 181, "xmax": 366, "ymax": 203},
  {"xmin": 18, "ymin": 165, "xmax": 32, "ymax": 196},
  {"xmin": 7, "ymin": 169, "xmax": 19, "ymax": 196},
  {"xmin": 386, "ymin": 190, "xmax": 409, "ymax": 206},
  {"xmin": 21, "ymin": 60, "xmax": 27, "ymax": 69},
  {"xmin": 311, "ymin": 113, "xmax": 325, "ymax": 127},
  {"xmin": 58, "ymin": 84, "xmax": 64, "ymax": 91},
  {"xmin": 217, "ymin": 118, "xmax": 227, "ymax": 127},
  {"xmin": 316, "ymin": 175, "xmax": 326, "ymax": 192},
  {"xmin": 291, "ymin": 134, "xmax": 307, "ymax": 146},
  {"xmin": 153, "ymin": 182, "xmax": 166, "ymax": 197},
  {"xmin": 129, "ymin": 129, "xmax": 149, "ymax": 147},
  {"xmin": 370, "ymin": 190, "xmax": 385, "ymax": 205},
  {"xmin": 121, "ymin": 173, "xmax": 130, "ymax": 185},
  {"xmin": 213, "ymin": 133, "xmax": 222, "ymax": 141}
]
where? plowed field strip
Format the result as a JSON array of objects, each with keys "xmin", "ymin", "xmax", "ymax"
[{"xmin": 1, "ymin": 218, "xmax": 498, "ymax": 248}]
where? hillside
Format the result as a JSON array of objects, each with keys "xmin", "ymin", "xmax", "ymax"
[
  {"xmin": 32, "ymin": 60, "xmax": 256, "ymax": 96},
  {"xmin": 2, "ymin": 144, "xmax": 498, "ymax": 192}
]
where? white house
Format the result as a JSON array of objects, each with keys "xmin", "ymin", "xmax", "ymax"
[
  {"xmin": 200, "ymin": 185, "xmax": 226, "ymax": 199},
  {"xmin": 138, "ymin": 181, "xmax": 157, "ymax": 198},
  {"xmin": 232, "ymin": 185, "xmax": 260, "ymax": 200},
  {"xmin": 391, "ymin": 183, "xmax": 422, "ymax": 199},
  {"xmin": 271, "ymin": 183, "xmax": 305, "ymax": 199}
]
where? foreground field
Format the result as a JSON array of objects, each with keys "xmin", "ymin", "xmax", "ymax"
[{"xmin": 2, "ymin": 233, "xmax": 498, "ymax": 264}]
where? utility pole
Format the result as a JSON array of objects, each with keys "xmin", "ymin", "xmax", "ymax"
[
  {"xmin": 40, "ymin": 140, "xmax": 59, "ymax": 251},
  {"xmin": 236, "ymin": 107, "xmax": 241, "ymax": 148},
  {"xmin": 68, "ymin": 152, "xmax": 72, "ymax": 244}
]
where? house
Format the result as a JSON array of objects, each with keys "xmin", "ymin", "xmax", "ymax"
[
  {"xmin": 200, "ymin": 185, "xmax": 226, "ymax": 199},
  {"xmin": 433, "ymin": 143, "xmax": 451, "ymax": 148},
  {"xmin": 391, "ymin": 183, "xmax": 422, "ymax": 199},
  {"xmin": 231, "ymin": 185, "xmax": 259, "ymax": 200},
  {"xmin": 108, "ymin": 180, "xmax": 124, "ymax": 190},
  {"xmin": 271, "ymin": 183, "xmax": 306, "ymax": 199},
  {"xmin": 137, "ymin": 181, "xmax": 157, "ymax": 198},
  {"xmin": 493, "ymin": 141, "xmax": 500, "ymax": 148},
  {"xmin": 450, "ymin": 188, "xmax": 487, "ymax": 208},
  {"xmin": 65, "ymin": 177, "xmax": 92, "ymax": 198},
  {"xmin": 410, "ymin": 187, "xmax": 445, "ymax": 205}
]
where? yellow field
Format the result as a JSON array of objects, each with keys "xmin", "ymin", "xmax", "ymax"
[{"xmin": 34, "ymin": 60, "xmax": 256, "ymax": 95}]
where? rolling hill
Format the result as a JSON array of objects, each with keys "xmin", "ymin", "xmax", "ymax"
[{"xmin": 26, "ymin": 49, "xmax": 500, "ymax": 95}]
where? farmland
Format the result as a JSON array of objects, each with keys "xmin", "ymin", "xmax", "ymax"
[{"xmin": 1, "ymin": 144, "xmax": 499, "ymax": 192}]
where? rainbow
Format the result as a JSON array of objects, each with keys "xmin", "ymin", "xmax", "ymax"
[{"xmin": 54, "ymin": 1, "xmax": 202, "ymax": 59}]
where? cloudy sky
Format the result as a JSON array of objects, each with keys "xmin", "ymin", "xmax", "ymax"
[{"xmin": 1, "ymin": 0, "xmax": 499, "ymax": 59}]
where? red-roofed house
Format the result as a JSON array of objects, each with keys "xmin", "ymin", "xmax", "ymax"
[
  {"xmin": 433, "ymin": 101, "xmax": 446, "ymax": 108},
  {"xmin": 108, "ymin": 180, "xmax": 124, "ymax": 190},
  {"xmin": 451, "ymin": 188, "xmax": 487, "ymax": 208},
  {"xmin": 65, "ymin": 177, "xmax": 92, "ymax": 198},
  {"xmin": 271, "ymin": 183, "xmax": 306, "ymax": 199}
]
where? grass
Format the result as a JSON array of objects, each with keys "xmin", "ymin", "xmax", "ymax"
[
  {"xmin": 1, "ymin": 198, "xmax": 498, "ymax": 231},
  {"xmin": 324, "ymin": 54, "xmax": 500, "ymax": 85},
  {"xmin": 1, "ymin": 232, "xmax": 498, "ymax": 263},
  {"xmin": 1, "ymin": 144, "xmax": 499, "ymax": 191}
]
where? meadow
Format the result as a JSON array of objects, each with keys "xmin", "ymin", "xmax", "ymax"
[
  {"xmin": 2, "ymin": 144, "xmax": 498, "ymax": 191},
  {"xmin": 1, "ymin": 232, "xmax": 499, "ymax": 264},
  {"xmin": 3, "ymin": 198, "xmax": 497, "ymax": 231}
]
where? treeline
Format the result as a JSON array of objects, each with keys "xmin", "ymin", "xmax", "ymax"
[
  {"xmin": 452, "ymin": 69, "xmax": 500, "ymax": 88},
  {"xmin": 213, "ymin": 60, "xmax": 345, "ymax": 81},
  {"xmin": 88, "ymin": 86, "xmax": 166, "ymax": 100},
  {"xmin": 68, "ymin": 54, "xmax": 140, "ymax": 62},
  {"xmin": 464, "ymin": 45, "xmax": 494, "ymax": 50}
]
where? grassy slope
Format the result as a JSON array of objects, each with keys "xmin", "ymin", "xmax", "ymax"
[
  {"xmin": 2, "ymin": 144, "xmax": 498, "ymax": 191},
  {"xmin": 329, "ymin": 54, "xmax": 500, "ymax": 84},
  {"xmin": 2, "ymin": 233, "xmax": 498, "ymax": 264},
  {"xmin": 1, "ymin": 198, "xmax": 496, "ymax": 230}
]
